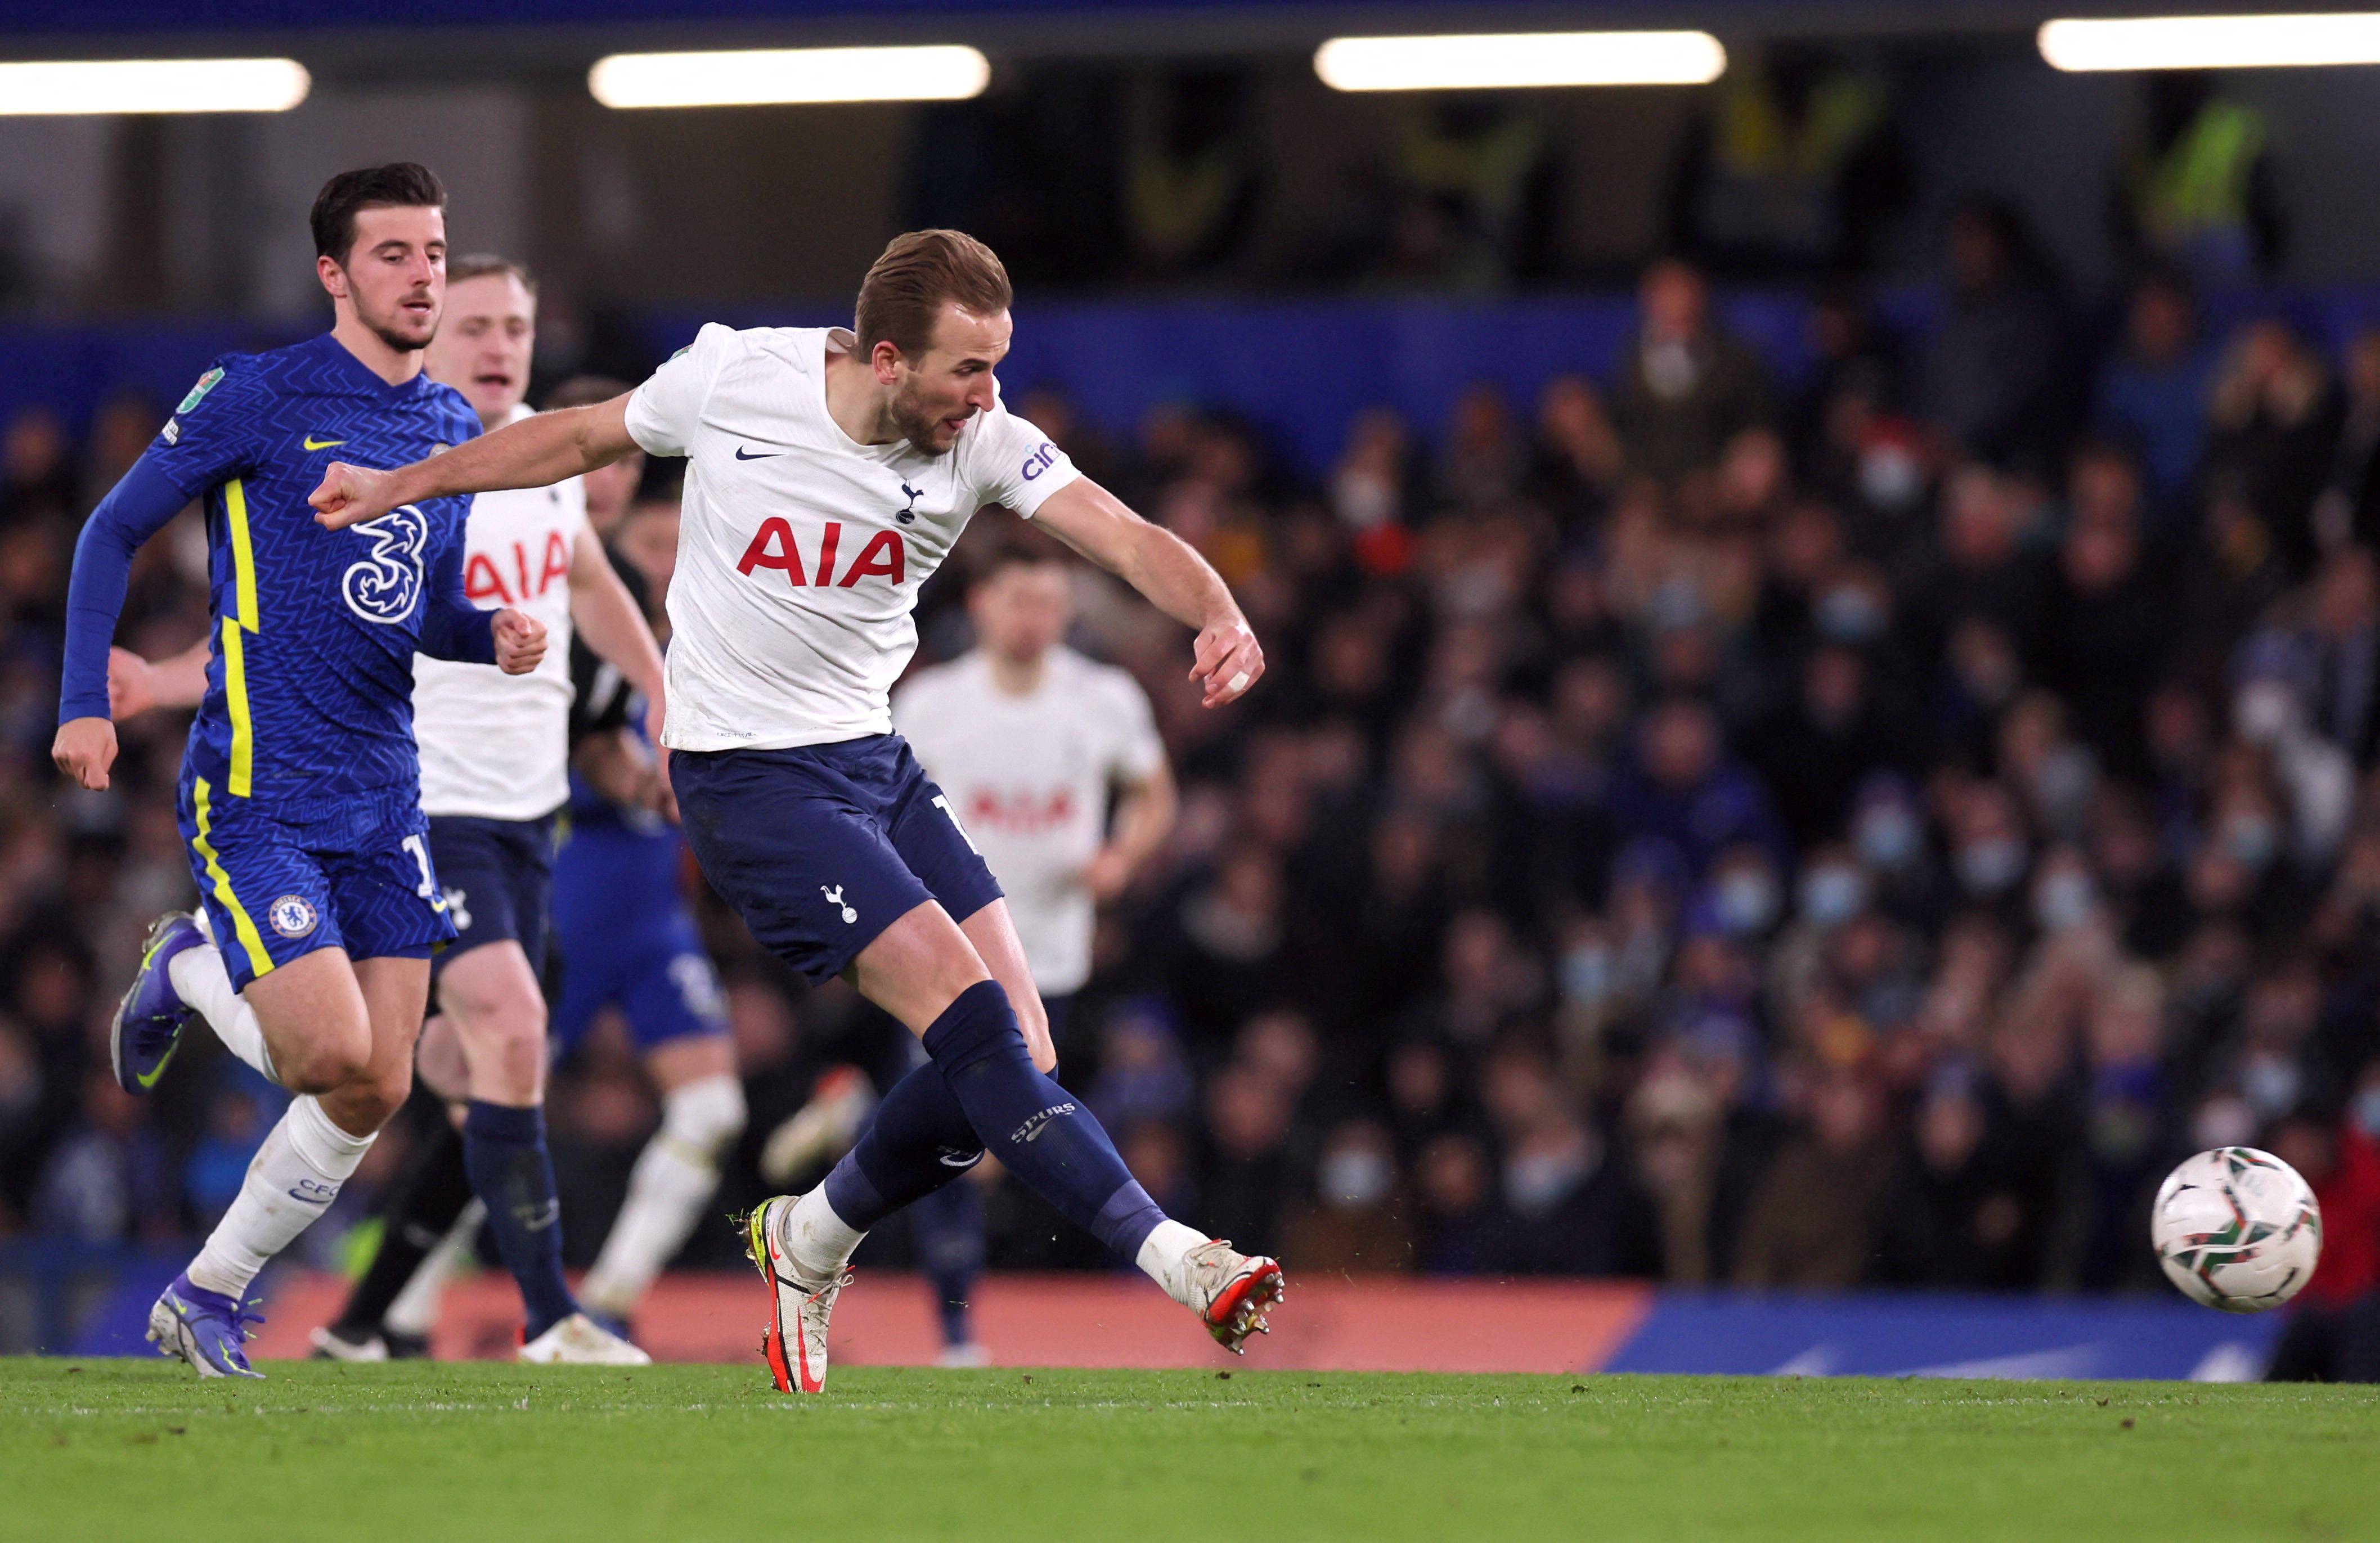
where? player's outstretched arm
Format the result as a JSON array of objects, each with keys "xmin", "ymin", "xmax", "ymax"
[
  {"xmin": 1032, "ymin": 478, "xmax": 1264, "ymax": 709},
  {"xmin": 110, "ymin": 640, "xmax": 212, "ymax": 720},
  {"xmin": 311, "ymin": 394, "xmax": 641, "ymax": 532},
  {"xmin": 53, "ymin": 456, "xmax": 200, "ymax": 790}
]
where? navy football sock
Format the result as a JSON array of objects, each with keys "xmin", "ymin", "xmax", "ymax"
[
  {"xmin": 821, "ymin": 1060, "xmax": 981, "ymax": 1231},
  {"xmin": 919, "ymin": 980, "xmax": 1167, "ymax": 1261},
  {"xmin": 461, "ymin": 1101, "xmax": 577, "ymax": 1340},
  {"xmin": 913, "ymin": 1178, "xmax": 985, "ymax": 1349}
]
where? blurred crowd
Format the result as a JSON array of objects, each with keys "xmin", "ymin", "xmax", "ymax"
[{"xmin": 4, "ymin": 201, "xmax": 2380, "ymax": 1358}]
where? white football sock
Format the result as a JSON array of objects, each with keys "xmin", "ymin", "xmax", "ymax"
[
  {"xmin": 185, "ymin": 1095, "xmax": 374, "ymax": 1299},
  {"xmin": 383, "ymin": 1200, "xmax": 483, "ymax": 1339},
  {"xmin": 582, "ymin": 1076, "xmax": 745, "ymax": 1314},
  {"xmin": 168, "ymin": 941, "xmax": 279, "ymax": 1086},
  {"xmin": 771, "ymin": 1187, "xmax": 865, "ymax": 1284},
  {"xmin": 1135, "ymin": 1220, "xmax": 1208, "ymax": 1307}
]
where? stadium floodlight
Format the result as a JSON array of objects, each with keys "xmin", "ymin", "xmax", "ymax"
[
  {"xmin": 0, "ymin": 58, "xmax": 310, "ymax": 115},
  {"xmin": 2040, "ymin": 12, "xmax": 2380, "ymax": 70},
  {"xmin": 1313, "ymin": 31, "xmax": 1727, "ymax": 91},
  {"xmin": 589, "ymin": 46, "xmax": 991, "ymax": 108}
]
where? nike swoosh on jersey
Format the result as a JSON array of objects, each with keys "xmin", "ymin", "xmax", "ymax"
[
  {"xmin": 303, "ymin": 435, "xmax": 347, "ymax": 450},
  {"xmin": 734, "ymin": 447, "xmax": 780, "ymax": 460}
]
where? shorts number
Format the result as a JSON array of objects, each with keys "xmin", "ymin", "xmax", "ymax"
[
  {"xmin": 401, "ymin": 834, "xmax": 442, "ymax": 906},
  {"xmin": 932, "ymin": 794, "xmax": 981, "ymax": 855}
]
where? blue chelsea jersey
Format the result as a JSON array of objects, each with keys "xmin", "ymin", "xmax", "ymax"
[{"xmin": 146, "ymin": 332, "xmax": 481, "ymax": 818}]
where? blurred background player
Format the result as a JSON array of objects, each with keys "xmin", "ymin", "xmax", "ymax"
[
  {"xmin": 762, "ymin": 543, "xmax": 1176, "ymax": 1364},
  {"xmin": 118, "ymin": 256, "xmax": 668, "ymax": 1364},
  {"xmin": 53, "ymin": 164, "xmax": 547, "ymax": 1378}
]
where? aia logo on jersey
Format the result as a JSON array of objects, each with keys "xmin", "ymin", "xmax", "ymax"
[
  {"xmin": 737, "ymin": 518, "xmax": 906, "ymax": 588},
  {"xmin": 968, "ymin": 786, "xmax": 1077, "ymax": 833},
  {"xmin": 344, "ymin": 503, "xmax": 429, "ymax": 626},
  {"xmin": 466, "ymin": 530, "xmax": 571, "ymax": 606}
]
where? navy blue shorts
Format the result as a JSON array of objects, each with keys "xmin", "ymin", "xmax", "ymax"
[
  {"xmin": 425, "ymin": 813, "xmax": 555, "ymax": 977},
  {"xmin": 550, "ymin": 823, "xmax": 728, "ymax": 1055},
  {"xmin": 672, "ymin": 735, "xmax": 1003, "ymax": 985},
  {"xmin": 178, "ymin": 773, "xmax": 455, "ymax": 992}
]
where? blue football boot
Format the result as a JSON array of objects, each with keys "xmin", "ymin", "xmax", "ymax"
[
  {"xmin": 147, "ymin": 1273, "xmax": 266, "ymax": 1379},
  {"xmin": 110, "ymin": 911, "xmax": 206, "ymax": 1094}
]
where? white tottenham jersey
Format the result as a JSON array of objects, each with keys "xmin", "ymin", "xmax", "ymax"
[
  {"xmin": 623, "ymin": 324, "xmax": 1081, "ymax": 751},
  {"xmin": 895, "ymin": 649, "xmax": 1165, "ymax": 995},
  {"xmin": 414, "ymin": 404, "xmax": 587, "ymax": 820}
]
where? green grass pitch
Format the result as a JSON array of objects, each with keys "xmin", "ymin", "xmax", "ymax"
[{"xmin": 3, "ymin": 1359, "xmax": 2377, "ymax": 1541}]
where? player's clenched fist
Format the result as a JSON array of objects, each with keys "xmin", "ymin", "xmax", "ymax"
[
  {"xmin": 493, "ymin": 609, "xmax": 547, "ymax": 675},
  {"xmin": 308, "ymin": 460, "xmax": 402, "ymax": 531},
  {"xmin": 52, "ymin": 717, "xmax": 118, "ymax": 791},
  {"xmin": 1189, "ymin": 616, "xmax": 1264, "ymax": 708}
]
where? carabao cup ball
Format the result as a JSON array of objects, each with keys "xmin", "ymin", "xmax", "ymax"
[{"xmin": 2150, "ymin": 1146, "xmax": 2323, "ymax": 1313}]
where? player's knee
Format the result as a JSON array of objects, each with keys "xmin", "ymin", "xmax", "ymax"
[
  {"xmin": 661, "ymin": 1073, "xmax": 746, "ymax": 1163},
  {"xmin": 276, "ymin": 1022, "xmax": 375, "ymax": 1096}
]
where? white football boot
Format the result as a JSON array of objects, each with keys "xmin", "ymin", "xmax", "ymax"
[
  {"xmin": 1181, "ymin": 1240, "xmax": 1286, "ymax": 1353},
  {"xmin": 519, "ymin": 1312, "xmax": 651, "ymax": 1366},
  {"xmin": 742, "ymin": 1194, "xmax": 851, "ymax": 1394}
]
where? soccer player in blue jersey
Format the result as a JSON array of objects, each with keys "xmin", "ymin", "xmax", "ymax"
[{"xmin": 52, "ymin": 164, "xmax": 547, "ymax": 1379}]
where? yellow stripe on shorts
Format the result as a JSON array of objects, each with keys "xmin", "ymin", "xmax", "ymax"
[{"xmin": 190, "ymin": 776, "xmax": 273, "ymax": 980}]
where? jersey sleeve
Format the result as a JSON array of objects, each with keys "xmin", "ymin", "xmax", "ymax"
[
  {"xmin": 623, "ymin": 323, "xmax": 736, "ymax": 457},
  {"xmin": 1100, "ymin": 668, "xmax": 1166, "ymax": 781},
  {"xmin": 961, "ymin": 404, "xmax": 1080, "ymax": 519},
  {"xmin": 145, "ymin": 356, "xmax": 267, "ymax": 496}
]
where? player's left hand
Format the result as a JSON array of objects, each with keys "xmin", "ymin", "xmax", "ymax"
[
  {"xmin": 107, "ymin": 647, "xmax": 158, "ymax": 719},
  {"xmin": 493, "ymin": 609, "xmax": 547, "ymax": 674},
  {"xmin": 1189, "ymin": 616, "xmax": 1264, "ymax": 708},
  {"xmin": 1083, "ymin": 847, "xmax": 1134, "ymax": 902},
  {"xmin": 643, "ymin": 694, "xmax": 678, "ymax": 824}
]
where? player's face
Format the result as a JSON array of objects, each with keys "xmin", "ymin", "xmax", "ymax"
[
  {"xmin": 425, "ymin": 271, "xmax": 535, "ymax": 425},
  {"xmin": 971, "ymin": 563, "xmax": 1071, "ymax": 663},
  {"xmin": 323, "ymin": 204, "xmax": 447, "ymax": 354},
  {"xmin": 887, "ymin": 303, "xmax": 1011, "ymax": 456}
]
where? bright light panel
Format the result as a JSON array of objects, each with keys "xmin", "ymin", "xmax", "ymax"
[
  {"xmin": 2040, "ymin": 13, "xmax": 2380, "ymax": 70},
  {"xmin": 1314, "ymin": 31, "xmax": 1726, "ymax": 91},
  {"xmin": 0, "ymin": 59, "xmax": 310, "ymax": 115},
  {"xmin": 589, "ymin": 46, "xmax": 991, "ymax": 108}
]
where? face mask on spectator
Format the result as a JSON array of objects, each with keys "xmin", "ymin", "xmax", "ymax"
[
  {"xmin": 2225, "ymin": 815, "xmax": 2280, "ymax": 872},
  {"xmin": 2242, "ymin": 1053, "xmax": 2301, "ymax": 1118},
  {"xmin": 1642, "ymin": 339, "xmax": 1701, "ymax": 401},
  {"xmin": 1956, "ymin": 838, "xmax": 2027, "ymax": 894},
  {"xmin": 1505, "ymin": 1146, "xmax": 1591, "ymax": 1215},
  {"xmin": 2034, "ymin": 871, "xmax": 2096, "ymax": 931},
  {"xmin": 1717, "ymin": 870, "xmax": 1780, "ymax": 934},
  {"xmin": 1860, "ymin": 440, "xmax": 1925, "ymax": 509},
  {"xmin": 2193, "ymin": 1096, "xmax": 2257, "ymax": 1151},
  {"xmin": 1799, "ymin": 864, "xmax": 1868, "ymax": 927},
  {"xmin": 1856, "ymin": 806, "xmax": 1922, "ymax": 871},
  {"xmin": 1817, "ymin": 586, "xmax": 1885, "ymax": 643},
  {"xmin": 1320, "ymin": 1150, "xmax": 1395, "ymax": 1211},
  {"xmin": 2354, "ymin": 1087, "xmax": 2380, "ymax": 1139},
  {"xmin": 1560, "ymin": 945, "xmax": 1614, "ymax": 1007}
]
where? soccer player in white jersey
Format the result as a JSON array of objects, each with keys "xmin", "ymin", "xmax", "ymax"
[
  {"xmin": 769, "ymin": 544, "xmax": 1178, "ymax": 1362},
  {"xmin": 311, "ymin": 229, "xmax": 1283, "ymax": 1393},
  {"xmin": 115, "ymin": 255, "xmax": 668, "ymax": 1365}
]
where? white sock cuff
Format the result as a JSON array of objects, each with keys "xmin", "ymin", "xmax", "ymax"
[
  {"xmin": 285, "ymin": 1094, "xmax": 375, "ymax": 1176},
  {"xmin": 1136, "ymin": 1220, "xmax": 1207, "ymax": 1305},
  {"xmin": 661, "ymin": 1074, "xmax": 747, "ymax": 1158}
]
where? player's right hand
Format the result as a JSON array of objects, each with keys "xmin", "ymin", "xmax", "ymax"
[
  {"xmin": 493, "ymin": 609, "xmax": 548, "ymax": 674},
  {"xmin": 309, "ymin": 460, "xmax": 401, "ymax": 531},
  {"xmin": 52, "ymin": 717, "xmax": 118, "ymax": 791}
]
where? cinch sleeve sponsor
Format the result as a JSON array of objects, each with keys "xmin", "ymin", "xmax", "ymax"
[{"xmin": 966, "ymin": 405, "xmax": 1079, "ymax": 520}]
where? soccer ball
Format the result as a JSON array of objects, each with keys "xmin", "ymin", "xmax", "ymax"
[{"xmin": 2150, "ymin": 1146, "xmax": 2323, "ymax": 1313}]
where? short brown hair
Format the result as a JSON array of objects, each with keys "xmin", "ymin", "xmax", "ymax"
[
  {"xmin": 449, "ymin": 253, "xmax": 536, "ymax": 293},
  {"xmin": 855, "ymin": 230, "xmax": 1011, "ymax": 359},
  {"xmin": 311, "ymin": 163, "xmax": 446, "ymax": 266}
]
